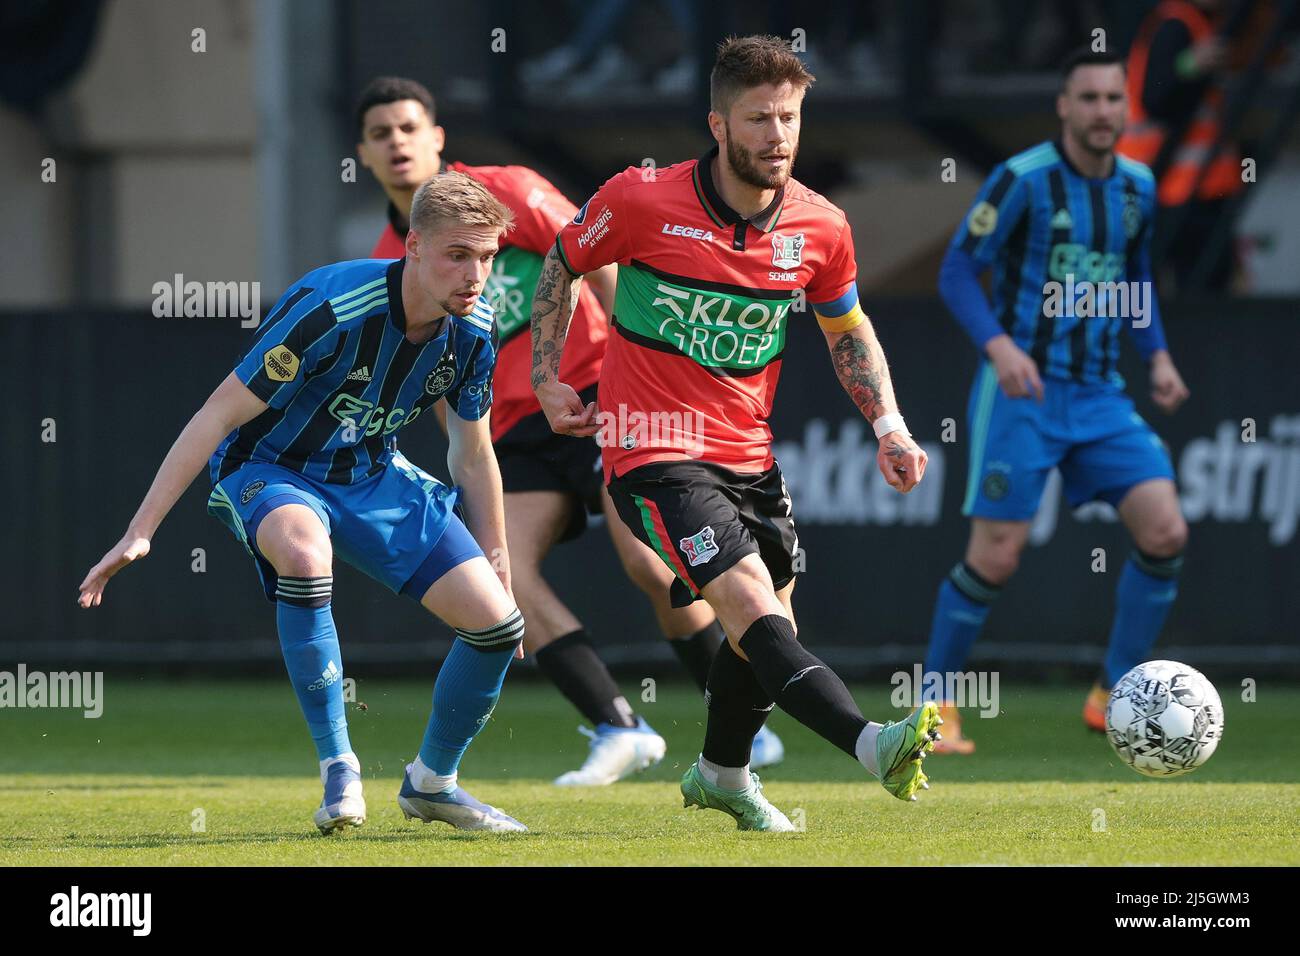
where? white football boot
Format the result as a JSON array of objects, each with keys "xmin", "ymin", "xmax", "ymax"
[
  {"xmin": 553, "ymin": 717, "xmax": 668, "ymax": 786},
  {"xmin": 313, "ymin": 752, "xmax": 366, "ymax": 834},
  {"xmin": 397, "ymin": 763, "xmax": 527, "ymax": 832},
  {"xmin": 750, "ymin": 724, "xmax": 786, "ymax": 769}
]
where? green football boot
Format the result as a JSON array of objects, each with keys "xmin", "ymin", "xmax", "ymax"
[
  {"xmin": 680, "ymin": 761, "xmax": 795, "ymax": 832},
  {"xmin": 875, "ymin": 702, "xmax": 944, "ymax": 801}
]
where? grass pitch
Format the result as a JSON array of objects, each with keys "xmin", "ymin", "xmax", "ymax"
[{"xmin": 1, "ymin": 678, "xmax": 1296, "ymax": 866}]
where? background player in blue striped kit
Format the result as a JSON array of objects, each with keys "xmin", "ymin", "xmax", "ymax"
[
  {"xmin": 78, "ymin": 173, "xmax": 532, "ymax": 832},
  {"xmin": 923, "ymin": 48, "xmax": 1193, "ymax": 751}
]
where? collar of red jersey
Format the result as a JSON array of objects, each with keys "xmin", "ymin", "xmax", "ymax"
[
  {"xmin": 385, "ymin": 200, "xmax": 409, "ymax": 236},
  {"xmin": 694, "ymin": 144, "xmax": 786, "ymax": 233}
]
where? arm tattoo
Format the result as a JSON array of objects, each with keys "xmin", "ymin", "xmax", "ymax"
[
  {"xmin": 530, "ymin": 252, "xmax": 579, "ymax": 390},
  {"xmin": 829, "ymin": 332, "xmax": 888, "ymax": 423}
]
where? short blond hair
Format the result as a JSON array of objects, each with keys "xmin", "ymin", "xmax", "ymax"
[{"xmin": 410, "ymin": 171, "xmax": 514, "ymax": 237}]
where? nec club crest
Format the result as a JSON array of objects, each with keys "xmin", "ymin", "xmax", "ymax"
[
  {"xmin": 770, "ymin": 232, "xmax": 805, "ymax": 270},
  {"xmin": 679, "ymin": 526, "xmax": 720, "ymax": 567}
]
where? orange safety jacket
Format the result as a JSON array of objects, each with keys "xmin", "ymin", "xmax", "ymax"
[{"xmin": 1117, "ymin": 0, "xmax": 1244, "ymax": 206}]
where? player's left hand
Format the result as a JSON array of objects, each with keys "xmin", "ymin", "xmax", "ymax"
[
  {"xmin": 878, "ymin": 433, "xmax": 927, "ymax": 493},
  {"xmin": 1150, "ymin": 353, "xmax": 1190, "ymax": 415},
  {"xmin": 77, "ymin": 533, "xmax": 151, "ymax": 608}
]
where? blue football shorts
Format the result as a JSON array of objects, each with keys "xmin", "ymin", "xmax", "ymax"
[
  {"xmin": 206, "ymin": 449, "xmax": 484, "ymax": 602},
  {"xmin": 962, "ymin": 362, "xmax": 1176, "ymax": 521}
]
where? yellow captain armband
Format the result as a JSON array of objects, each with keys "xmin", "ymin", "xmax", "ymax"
[{"xmin": 814, "ymin": 302, "xmax": 866, "ymax": 333}]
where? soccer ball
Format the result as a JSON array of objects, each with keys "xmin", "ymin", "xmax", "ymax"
[{"xmin": 1105, "ymin": 660, "xmax": 1224, "ymax": 777}]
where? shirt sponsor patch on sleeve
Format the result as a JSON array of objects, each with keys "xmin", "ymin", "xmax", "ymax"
[
  {"xmin": 967, "ymin": 201, "xmax": 998, "ymax": 236},
  {"xmin": 263, "ymin": 346, "xmax": 300, "ymax": 382},
  {"xmin": 576, "ymin": 206, "xmax": 614, "ymax": 249}
]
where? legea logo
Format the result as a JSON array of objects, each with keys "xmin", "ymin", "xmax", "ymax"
[{"xmin": 661, "ymin": 223, "xmax": 714, "ymax": 241}]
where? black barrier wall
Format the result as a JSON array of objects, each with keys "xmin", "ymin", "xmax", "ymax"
[{"xmin": 2, "ymin": 299, "xmax": 1296, "ymax": 673}]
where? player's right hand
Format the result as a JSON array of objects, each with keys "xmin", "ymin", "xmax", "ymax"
[
  {"xmin": 77, "ymin": 533, "xmax": 151, "ymax": 608},
  {"xmin": 536, "ymin": 380, "xmax": 599, "ymax": 438},
  {"xmin": 986, "ymin": 335, "xmax": 1044, "ymax": 401},
  {"xmin": 878, "ymin": 433, "xmax": 928, "ymax": 493}
]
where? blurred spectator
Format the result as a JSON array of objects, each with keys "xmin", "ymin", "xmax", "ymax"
[
  {"xmin": 753, "ymin": 1, "xmax": 888, "ymax": 91},
  {"xmin": 518, "ymin": 0, "xmax": 699, "ymax": 99},
  {"xmin": 1117, "ymin": 0, "xmax": 1243, "ymax": 291}
]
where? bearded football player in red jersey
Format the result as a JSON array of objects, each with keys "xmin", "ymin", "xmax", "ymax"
[
  {"xmin": 355, "ymin": 76, "xmax": 786, "ymax": 785},
  {"xmin": 532, "ymin": 36, "xmax": 942, "ymax": 829}
]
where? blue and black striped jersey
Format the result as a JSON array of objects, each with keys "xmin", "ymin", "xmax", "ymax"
[
  {"xmin": 210, "ymin": 258, "xmax": 497, "ymax": 486},
  {"xmin": 948, "ymin": 140, "xmax": 1159, "ymax": 384}
]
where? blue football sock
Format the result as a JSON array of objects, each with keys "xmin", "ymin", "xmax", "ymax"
[
  {"xmin": 1103, "ymin": 551, "xmax": 1182, "ymax": 688},
  {"xmin": 275, "ymin": 576, "xmax": 351, "ymax": 761},
  {"xmin": 418, "ymin": 610, "xmax": 525, "ymax": 776},
  {"xmin": 922, "ymin": 563, "xmax": 1002, "ymax": 702}
]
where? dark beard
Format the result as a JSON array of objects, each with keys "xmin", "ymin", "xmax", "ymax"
[
  {"xmin": 725, "ymin": 130, "xmax": 796, "ymax": 191},
  {"xmin": 1075, "ymin": 122, "xmax": 1117, "ymax": 157}
]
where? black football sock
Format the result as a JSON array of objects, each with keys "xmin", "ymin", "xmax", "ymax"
[
  {"xmin": 669, "ymin": 620, "xmax": 723, "ymax": 694},
  {"xmin": 535, "ymin": 629, "xmax": 637, "ymax": 728},
  {"xmin": 701, "ymin": 637, "xmax": 774, "ymax": 769},
  {"xmin": 739, "ymin": 614, "xmax": 867, "ymax": 757}
]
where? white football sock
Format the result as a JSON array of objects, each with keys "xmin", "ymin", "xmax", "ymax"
[
  {"xmin": 698, "ymin": 755, "xmax": 750, "ymax": 790},
  {"xmin": 319, "ymin": 751, "xmax": 360, "ymax": 785},
  {"xmin": 410, "ymin": 755, "xmax": 457, "ymax": 794},
  {"xmin": 855, "ymin": 722, "xmax": 884, "ymax": 777}
]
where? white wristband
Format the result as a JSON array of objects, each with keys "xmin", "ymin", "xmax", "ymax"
[{"xmin": 873, "ymin": 413, "xmax": 909, "ymax": 439}]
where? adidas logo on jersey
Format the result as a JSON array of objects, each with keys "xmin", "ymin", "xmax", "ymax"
[
  {"xmin": 1050, "ymin": 208, "xmax": 1073, "ymax": 230},
  {"xmin": 346, "ymin": 366, "xmax": 372, "ymax": 383},
  {"xmin": 308, "ymin": 661, "xmax": 340, "ymax": 692}
]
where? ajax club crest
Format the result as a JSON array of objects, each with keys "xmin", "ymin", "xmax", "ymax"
[
  {"xmin": 425, "ymin": 354, "xmax": 457, "ymax": 398},
  {"xmin": 1122, "ymin": 193, "xmax": 1143, "ymax": 240},
  {"xmin": 770, "ymin": 232, "xmax": 805, "ymax": 270}
]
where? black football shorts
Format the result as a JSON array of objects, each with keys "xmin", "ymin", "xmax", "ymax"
[
  {"xmin": 494, "ymin": 384, "xmax": 603, "ymax": 542},
  {"xmin": 606, "ymin": 459, "xmax": 799, "ymax": 607}
]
